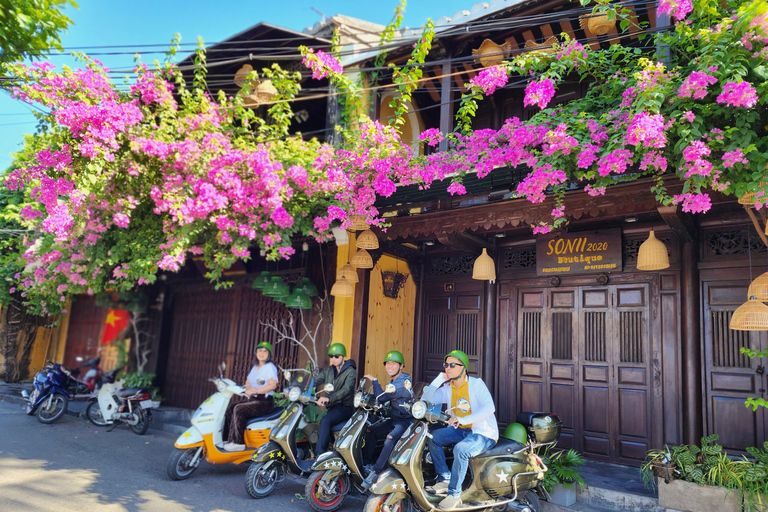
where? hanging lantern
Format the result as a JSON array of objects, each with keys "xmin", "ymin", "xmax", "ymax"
[
  {"xmin": 338, "ymin": 263, "xmax": 359, "ymax": 284},
  {"xmin": 350, "ymin": 215, "xmax": 369, "ymax": 232},
  {"xmin": 738, "ymin": 182, "xmax": 766, "ymax": 205},
  {"xmin": 275, "ymin": 291, "xmax": 291, "ymax": 303},
  {"xmin": 351, "ymin": 249, "xmax": 373, "ymax": 269},
  {"xmin": 297, "ymin": 276, "xmax": 319, "ymax": 297},
  {"xmin": 263, "ymin": 276, "xmax": 290, "ymax": 297},
  {"xmin": 471, "ymin": 39, "xmax": 512, "ymax": 68},
  {"xmin": 330, "ymin": 276, "xmax": 354, "ymax": 297},
  {"xmin": 730, "ymin": 297, "xmax": 768, "ymax": 331},
  {"xmin": 748, "ymin": 272, "xmax": 768, "ymax": 302},
  {"xmin": 252, "ymin": 270, "xmax": 271, "ymax": 290},
  {"xmin": 579, "ymin": 11, "xmax": 616, "ymax": 36},
  {"xmin": 636, "ymin": 230, "xmax": 670, "ymax": 271},
  {"xmin": 357, "ymin": 229, "xmax": 379, "ymax": 250},
  {"xmin": 523, "ymin": 36, "xmax": 559, "ymax": 55},
  {"xmin": 472, "ymin": 248, "xmax": 496, "ymax": 281},
  {"xmin": 286, "ymin": 288, "xmax": 312, "ymax": 309}
]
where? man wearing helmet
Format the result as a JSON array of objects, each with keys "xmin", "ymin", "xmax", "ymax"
[
  {"xmin": 361, "ymin": 350, "xmax": 413, "ymax": 490},
  {"xmin": 426, "ymin": 349, "xmax": 498, "ymax": 510},
  {"xmin": 314, "ymin": 342, "xmax": 358, "ymax": 454}
]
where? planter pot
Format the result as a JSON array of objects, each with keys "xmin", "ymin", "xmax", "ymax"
[
  {"xmin": 657, "ymin": 478, "xmax": 740, "ymax": 512},
  {"xmin": 548, "ymin": 483, "xmax": 577, "ymax": 507}
]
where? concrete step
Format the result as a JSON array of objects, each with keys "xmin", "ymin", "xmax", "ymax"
[{"xmin": 577, "ymin": 486, "xmax": 662, "ymax": 512}]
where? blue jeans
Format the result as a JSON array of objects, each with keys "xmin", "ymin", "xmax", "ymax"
[
  {"xmin": 364, "ymin": 418, "xmax": 411, "ymax": 472},
  {"xmin": 317, "ymin": 405, "xmax": 354, "ymax": 454},
  {"xmin": 428, "ymin": 426, "xmax": 496, "ymax": 498}
]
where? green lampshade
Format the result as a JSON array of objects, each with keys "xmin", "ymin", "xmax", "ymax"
[
  {"xmin": 287, "ymin": 288, "xmax": 313, "ymax": 309},
  {"xmin": 297, "ymin": 277, "xmax": 319, "ymax": 297},
  {"xmin": 252, "ymin": 271, "xmax": 271, "ymax": 290},
  {"xmin": 274, "ymin": 291, "xmax": 291, "ymax": 303},
  {"xmin": 263, "ymin": 276, "xmax": 290, "ymax": 297}
]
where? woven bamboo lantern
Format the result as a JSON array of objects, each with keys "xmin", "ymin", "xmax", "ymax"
[
  {"xmin": 730, "ymin": 297, "xmax": 768, "ymax": 330},
  {"xmin": 357, "ymin": 229, "xmax": 379, "ymax": 250},
  {"xmin": 637, "ymin": 230, "xmax": 670, "ymax": 271},
  {"xmin": 472, "ymin": 39, "xmax": 512, "ymax": 68},
  {"xmin": 234, "ymin": 64, "xmax": 254, "ymax": 87},
  {"xmin": 338, "ymin": 263, "xmax": 359, "ymax": 284},
  {"xmin": 748, "ymin": 272, "xmax": 768, "ymax": 302},
  {"xmin": 351, "ymin": 249, "xmax": 373, "ymax": 269},
  {"xmin": 738, "ymin": 182, "xmax": 767, "ymax": 205},
  {"xmin": 579, "ymin": 11, "xmax": 616, "ymax": 36},
  {"xmin": 243, "ymin": 80, "xmax": 278, "ymax": 107},
  {"xmin": 350, "ymin": 215, "xmax": 369, "ymax": 232},
  {"xmin": 472, "ymin": 248, "xmax": 496, "ymax": 281},
  {"xmin": 523, "ymin": 36, "xmax": 559, "ymax": 55},
  {"xmin": 330, "ymin": 276, "xmax": 354, "ymax": 297}
]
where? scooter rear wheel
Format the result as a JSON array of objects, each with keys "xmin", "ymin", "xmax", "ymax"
[
  {"xmin": 516, "ymin": 490, "xmax": 541, "ymax": 512},
  {"xmin": 36, "ymin": 392, "xmax": 68, "ymax": 424},
  {"xmin": 245, "ymin": 461, "xmax": 280, "ymax": 499},
  {"xmin": 85, "ymin": 401, "xmax": 109, "ymax": 426},
  {"xmin": 305, "ymin": 470, "xmax": 349, "ymax": 512},
  {"xmin": 167, "ymin": 447, "xmax": 202, "ymax": 480},
  {"xmin": 129, "ymin": 407, "xmax": 150, "ymax": 435}
]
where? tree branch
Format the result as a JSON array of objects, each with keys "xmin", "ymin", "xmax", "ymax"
[{"xmin": 744, "ymin": 205, "xmax": 768, "ymax": 248}]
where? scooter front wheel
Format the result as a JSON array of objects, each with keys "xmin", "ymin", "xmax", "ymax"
[
  {"xmin": 245, "ymin": 461, "xmax": 281, "ymax": 498},
  {"xmin": 305, "ymin": 470, "xmax": 349, "ymax": 512},
  {"xmin": 85, "ymin": 401, "xmax": 109, "ymax": 426},
  {"xmin": 36, "ymin": 392, "xmax": 68, "ymax": 424},
  {"xmin": 364, "ymin": 493, "xmax": 412, "ymax": 512},
  {"xmin": 167, "ymin": 447, "xmax": 202, "ymax": 480}
]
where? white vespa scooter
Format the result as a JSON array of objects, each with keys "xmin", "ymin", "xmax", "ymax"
[
  {"xmin": 167, "ymin": 362, "xmax": 283, "ymax": 480},
  {"xmin": 85, "ymin": 374, "xmax": 155, "ymax": 435}
]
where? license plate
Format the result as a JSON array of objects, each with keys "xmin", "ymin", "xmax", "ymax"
[{"xmin": 140, "ymin": 399, "xmax": 154, "ymax": 409}]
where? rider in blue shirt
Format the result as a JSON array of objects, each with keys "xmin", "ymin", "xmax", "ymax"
[{"xmin": 361, "ymin": 350, "xmax": 413, "ymax": 490}]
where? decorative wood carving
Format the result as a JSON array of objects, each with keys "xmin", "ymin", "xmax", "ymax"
[{"xmin": 429, "ymin": 255, "xmax": 474, "ymax": 276}]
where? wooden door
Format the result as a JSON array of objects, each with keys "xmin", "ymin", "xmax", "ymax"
[
  {"xmin": 422, "ymin": 280, "xmax": 484, "ymax": 381},
  {"xmin": 703, "ymin": 282, "xmax": 768, "ymax": 452},
  {"xmin": 517, "ymin": 284, "xmax": 652, "ymax": 464},
  {"xmin": 63, "ymin": 296, "xmax": 110, "ymax": 369}
]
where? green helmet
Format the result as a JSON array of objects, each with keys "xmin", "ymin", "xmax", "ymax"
[
  {"xmin": 327, "ymin": 343, "xmax": 347, "ymax": 357},
  {"xmin": 255, "ymin": 341, "xmax": 273, "ymax": 354},
  {"xmin": 383, "ymin": 350, "xmax": 405, "ymax": 366},
  {"xmin": 445, "ymin": 349, "xmax": 470, "ymax": 370},
  {"xmin": 502, "ymin": 423, "xmax": 528, "ymax": 445}
]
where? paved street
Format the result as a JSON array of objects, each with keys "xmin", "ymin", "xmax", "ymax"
[{"xmin": 0, "ymin": 400, "xmax": 365, "ymax": 512}]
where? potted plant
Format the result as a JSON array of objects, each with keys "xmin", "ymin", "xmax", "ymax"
[
  {"xmin": 541, "ymin": 448, "xmax": 587, "ymax": 506},
  {"xmin": 640, "ymin": 435, "xmax": 742, "ymax": 512},
  {"xmin": 123, "ymin": 371, "xmax": 162, "ymax": 407}
]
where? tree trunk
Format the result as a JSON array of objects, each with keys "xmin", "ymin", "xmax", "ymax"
[{"xmin": 2, "ymin": 301, "xmax": 44, "ymax": 382}]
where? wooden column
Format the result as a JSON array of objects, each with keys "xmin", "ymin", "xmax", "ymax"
[
  {"xmin": 349, "ymin": 267, "xmax": 370, "ymax": 372},
  {"xmin": 438, "ymin": 46, "xmax": 453, "ymax": 152},
  {"xmin": 681, "ymin": 239, "xmax": 703, "ymax": 444},
  {"xmin": 412, "ymin": 259, "xmax": 426, "ymax": 384},
  {"xmin": 484, "ymin": 279, "xmax": 497, "ymax": 390}
]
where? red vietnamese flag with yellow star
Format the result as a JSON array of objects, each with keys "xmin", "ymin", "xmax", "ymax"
[{"xmin": 101, "ymin": 309, "xmax": 130, "ymax": 345}]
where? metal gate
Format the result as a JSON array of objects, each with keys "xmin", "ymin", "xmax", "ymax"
[{"xmin": 162, "ymin": 283, "xmax": 300, "ymax": 409}]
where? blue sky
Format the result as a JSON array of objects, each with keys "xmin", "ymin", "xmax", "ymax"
[{"xmin": 0, "ymin": 0, "xmax": 474, "ymax": 171}]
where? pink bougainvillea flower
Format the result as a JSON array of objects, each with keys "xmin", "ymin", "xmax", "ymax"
[
  {"xmin": 523, "ymin": 78, "xmax": 556, "ymax": 110},
  {"xmin": 716, "ymin": 81, "xmax": 758, "ymax": 108},
  {"xmin": 673, "ymin": 192, "xmax": 712, "ymax": 213},
  {"xmin": 419, "ymin": 127, "xmax": 444, "ymax": 147},
  {"xmin": 469, "ymin": 66, "xmax": 509, "ymax": 96},
  {"xmin": 626, "ymin": 112, "xmax": 667, "ymax": 148},
  {"xmin": 658, "ymin": 0, "xmax": 693, "ymax": 21},
  {"xmin": 678, "ymin": 71, "xmax": 717, "ymax": 99}
]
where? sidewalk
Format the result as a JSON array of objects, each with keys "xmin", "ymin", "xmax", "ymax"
[{"xmin": 0, "ymin": 381, "xmax": 663, "ymax": 512}]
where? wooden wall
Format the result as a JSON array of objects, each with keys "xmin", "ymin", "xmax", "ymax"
[{"xmin": 364, "ymin": 255, "xmax": 417, "ymax": 382}]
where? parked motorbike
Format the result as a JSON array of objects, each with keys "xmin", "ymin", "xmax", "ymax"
[
  {"xmin": 85, "ymin": 369, "xmax": 155, "ymax": 435},
  {"xmin": 363, "ymin": 385, "xmax": 561, "ymax": 512},
  {"xmin": 69, "ymin": 356, "xmax": 104, "ymax": 393},
  {"xmin": 21, "ymin": 362, "xmax": 70, "ymax": 424},
  {"xmin": 166, "ymin": 362, "xmax": 284, "ymax": 480},
  {"xmin": 304, "ymin": 378, "xmax": 395, "ymax": 512},
  {"xmin": 245, "ymin": 370, "xmax": 330, "ymax": 498}
]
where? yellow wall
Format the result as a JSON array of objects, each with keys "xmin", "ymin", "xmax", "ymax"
[
  {"xmin": 378, "ymin": 93, "xmax": 424, "ymax": 156},
  {"xmin": 364, "ymin": 255, "xmax": 416, "ymax": 382},
  {"xmin": 331, "ymin": 233, "xmax": 356, "ymax": 356}
]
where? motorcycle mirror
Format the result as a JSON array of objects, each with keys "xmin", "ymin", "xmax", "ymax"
[
  {"xmin": 455, "ymin": 398, "xmax": 470, "ymax": 412},
  {"xmin": 404, "ymin": 379, "xmax": 412, "ymax": 390},
  {"xmin": 384, "ymin": 383, "xmax": 396, "ymax": 394},
  {"xmin": 284, "ymin": 370, "xmax": 292, "ymax": 382},
  {"xmin": 323, "ymin": 383, "xmax": 334, "ymax": 393}
]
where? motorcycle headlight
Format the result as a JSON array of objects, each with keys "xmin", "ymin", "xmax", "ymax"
[
  {"xmin": 288, "ymin": 386, "xmax": 301, "ymax": 402},
  {"xmin": 216, "ymin": 379, "xmax": 227, "ymax": 392},
  {"xmin": 411, "ymin": 400, "xmax": 427, "ymax": 419},
  {"xmin": 353, "ymin": 392, "xmax": 362, "ymax": 408}
]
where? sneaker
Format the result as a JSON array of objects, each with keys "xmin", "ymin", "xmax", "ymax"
[
  {"xmin": 438, "ymin": 495, "xmax": 461, "ymax": 511},
  {"xmin": 361, "ymin": 470, "xmax": 378, "ymax": 491},
  {"xmin": 427, "ymin": 480, "xmax": 450, "ymax": 495},
  {"xmin": 222, "ymin": 442, "xmax": 245, "ymax": 452}
]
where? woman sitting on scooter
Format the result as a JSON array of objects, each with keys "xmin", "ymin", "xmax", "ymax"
[{"xmin": 223, "ymin": 341, "xmax": 278, "ymax": 452}]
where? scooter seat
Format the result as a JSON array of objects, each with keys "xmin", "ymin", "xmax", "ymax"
[
  {"xmin": 482, "ymin": 437, "xmax": 526, "ymax": 458},
  {"xmin": 246, "ymin": 406, "xmax": 285, "ymax": 426},
  {"xmin": 117, "ymin": 387, "xmax": 147, "ymax": 398}
]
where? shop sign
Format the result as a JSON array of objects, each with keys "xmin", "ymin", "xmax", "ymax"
[{"xmin": 536, "ymin": 228, "xmax": 622, "ymax": 276}]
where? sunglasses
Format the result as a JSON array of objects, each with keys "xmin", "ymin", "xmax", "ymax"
[
  {"xmin": 330, "ymin": 354, "xmax": 343, "ymax": 359},
  {"xmin": 443, "ymin": 362, "xmax": 464, "ymax": 369}
]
